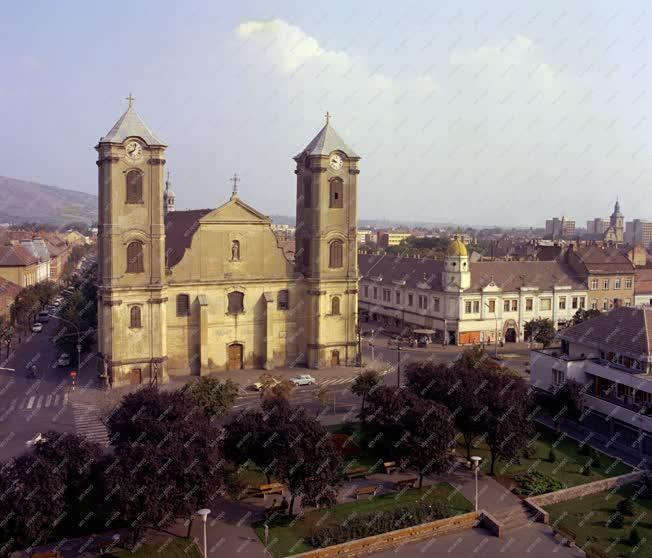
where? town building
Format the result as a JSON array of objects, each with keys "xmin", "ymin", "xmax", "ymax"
[
  {"xmin": 96, "ymin": 101, "xmax": 359, "ymax": 386},
  {"xmin": 586, "ymin": 218, "xmax": 610, "ymax": 235},
  {"xmin": 626, "ymin": 219, "xmax": 652, "ymax": 250},
  {"xmin": 530, "ymin": 306, "xmax": 652, "ymax": 457},
  {"xmin": 603, "ymin": 200, "xmax": 625, "ymax": 243},
  {"xmin": 564, "ymin": 244, "xmax": 635, "ymax": 310},
  {"xmin": 376, "ymin": 231, "xmax": 411, "ymax": 248},
  {"xmin": 0, "ymin": 243, "xmax": 44, "ymax": 287},
  {"xmin": 0, "ymin": 277, "xmax": 21, "ymax": 317},
  {"xmin": 358, "ymin": 236, "xmax": 587, "ymax": 345},
  {"xmin": 545, "ymin": 217, "xmax": 575, "ymax": 239}
]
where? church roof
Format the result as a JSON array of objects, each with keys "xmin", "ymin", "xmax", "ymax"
[
  {"xmin": 295, "ymin": 122, "xmax": 358, "ymax": 159},
  {"xmin": 447, "ymin": 235, "xmax": 468, "ymax": 257},
  {"xmin": 100, "ymin": 104, "xmax": 165, "ymax": 146},
  {"xmin": 165, "ymin": 209, "xmax": 212, "ymax": 268}
]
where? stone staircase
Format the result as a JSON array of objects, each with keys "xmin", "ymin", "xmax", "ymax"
[{"xmin": 491, "ymin": 501, "xmax": 536, "ymax": 532}]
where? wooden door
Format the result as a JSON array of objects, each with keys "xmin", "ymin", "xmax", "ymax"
[
  {"xmin": 330, "ymin": 350, "xmax": 340, "ymax": 366},
  {"xmin": 228, "ymin": 344, "xmax": 243, "ymax": 370},
  {"xmin": 130, "ymin": 368, "xmax": 142, "ymax": 385}
]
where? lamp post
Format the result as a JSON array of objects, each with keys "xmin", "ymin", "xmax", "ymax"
[
  {"xmin": 196, "ymin": 508, "xmax": 210, "ymax": 558},
  {"xmin": 470, "ymin": 456, "xmax": 482, "ymax": 511}
]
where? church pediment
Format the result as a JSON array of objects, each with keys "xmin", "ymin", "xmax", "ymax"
[{"xmin": 199, "ymin": 196, "xmax": 272, "ymax": 225}]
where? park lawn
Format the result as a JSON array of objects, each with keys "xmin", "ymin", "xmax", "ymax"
[
  {"xmin": 107, "ymin": 537, "xmax": 202, "ymax": 558},
  {"xmin": 546, "ymin": 489, "xmax": 652, "ymax": 557},
  {"xmin": 254, "ymin": 483, "xmax": 472, "ymax": 558},
  {"xmin": 238, "ymin": 462, "xmax": 269, "ymax": 487},
  {"xmin": 465, "ymin": 424, "xmax": 631, "ymax": 490}
]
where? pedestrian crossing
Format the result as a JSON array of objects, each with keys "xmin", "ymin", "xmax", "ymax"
[
  {"xmin": 72, "ymin": 402, "xmax": 110, "ymax": 446},
  {"xmin": 0, "ymin": 391, "xmax": 69, "ymax": 415},
  {"xmin": 318, "ymin": 369, "xmax": 392, "ymax": 387}
]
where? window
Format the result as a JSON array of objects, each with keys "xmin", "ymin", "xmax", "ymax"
[
  {"xmin": 511, "ymin": 299, "xmax": 518, "ymax": 311},
  {"xmin": 303, "ymin": 176, "xmax": 311, "ymax": 208},
  {"xmin": 590, "ymin": 279, "xmax": 599, "ymax": 290},
  {"xmin": 126, "ymin": 170, "xmax": 143, "ymax": 203},
  {"xmin": 591, "ymin": 300, "xmax": 597, "ymax": 310},
  {"xmin": 176, "ymin": 294, "xmax": 190, "ymax": 317},
  {"xmin": 625, "ymin": 278, "xmax": 633, "ymax": 289},
  {"xmin": 617, "ymin": 383, "xmax": 633, "ymax": 399},
  {"xmin": 418, "ymin": 295, "xmax": 428, "ymax": 309},
  {"xmin": 408, "ymin": 294, "xmax": 413, "ymax": 307},
  {"xmin": 540, "ymin": 298, "xmax": 551, "ymax": 311},
  {"xmin": 503, "ymin": 300, "xmax": 510, "ymax": 312},
  {"xmin": 603, "ymin": 279, "xmax": 609, "ymax": 290},
  {"xmin": 277, "ymin": 289, "xmax": 289, "ymax": 310},
  {"xmin": 487, "ymin": 299, "xmax": 495, "ymax": 313},
  {"xmin": 552, "ymin": 369, "xmax": 565, "ymax": 386},
  {"xmin": 329, "ymin": 240, "xmax": 344, "ymax": 268},
  {"xmin": 615, "ymin": 278, "xmax": 621, "ymax": 289},
  {"xmin": 126, "ymin": 241, "xmax": 144, "ymax": 273},
  {"xmin": 130, "ymin": 306, "xmax": 142, "ymax": 328},
  {"xmin": 329, "ymin": 178, "xmax": 344, "ymax": 208},
  {"xmin": 525, "ymin": 298, "xmax": 533, "ymax": 311},
  {"xmin": 625, "ymin": 298, "xmax": 631, "ymax": 306},
  {"xmin": 383, "ymin": 289, "xmax": 391, "ymax": 302},
  {"xmin": 473, "ymin": 300, "xmax": 480, "ymax": 313},
  {"xmin": 373, "ymin": 287, "xmax": 378, "ymax": 299},
  {"xmin": 602, "ymin": 299, "xmax": 609, "ymax": 310},
  {"xmin": 395, "ymin": 291, "xmax": 401, "ymax": 304},
  {"xmin": 559, "ymin": 297, "xmax": 566, "ymax": 310},
  {"xmin": 331, "ymin": 296, "xmax": 341, "ymax": 315},
  {"xmin": 465, "ymin": 301, "xmax": 472, "ymax": 314},
  {"xmin": 433, "ymin": 297, "xmax": 440, "ymax": 312},
  {"xmin": 572, "ymin": 297, "xmax": 578, "ymax": 309},
  {"xmin": 228, "ymin": 291, "xmax": 244, "ymax": 314},
  {"xmin": 364, "ymin": 285, "xmax": 369, "ymax": 298},
  {"xmin": 580, "ymin": 297, "xmax": 586, "ymax": 309}
]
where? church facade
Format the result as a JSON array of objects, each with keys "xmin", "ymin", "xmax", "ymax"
[{"xmin": 96, "ymin": 100, "xmax": 359, "ymax": 387}]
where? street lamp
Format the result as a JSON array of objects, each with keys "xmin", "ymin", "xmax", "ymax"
[
  {"xmin": 196, "ymin": 508, "xmax": 210, "ymax": 558},
  {"xmin": 470, "ymin": 456, "xmax": 482, "ymax": 511}
]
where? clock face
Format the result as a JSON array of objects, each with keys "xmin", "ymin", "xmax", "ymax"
[
  {"xmin": 125, "ymin": 141, "xmax": 142, "ymax": 161},
  {"xmin": 329, "ymin": 153, "xmax": 344, "ymax": 170}
]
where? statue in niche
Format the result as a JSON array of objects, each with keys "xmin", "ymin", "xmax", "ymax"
[{"xmin": 231, "ymin": 240, "xmax": 240, "ymax": 261}]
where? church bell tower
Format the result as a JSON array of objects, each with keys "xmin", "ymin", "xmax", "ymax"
[{"xmin": 294, "ymin": 114, "xmax": 360, "ymax": 367}]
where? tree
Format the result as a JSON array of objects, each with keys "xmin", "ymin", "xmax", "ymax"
[
  {"xmin": 184, "ymin": 376, "xmax": 239, "ymax": 418},
  {"xmin": 524, "ymin": 318, "xmax": 556, "ymax": 347},
  {"xmin": 457, "ymin": 345, "xmax": 487, "ymax": 369},
  {"xmin": 351, "ymin": 369, "xmax": 381, "ymax": 420},
  {"xmin": 315, "ymin": 384, "xmax": 331, "ymax": 416},
  {"xmin": 555, "ymin": 380, "xmax": 585, "ymax": 422},
  {"xmin": 572, "ymin": 308, "xmax": 601, "ymax": 325}
]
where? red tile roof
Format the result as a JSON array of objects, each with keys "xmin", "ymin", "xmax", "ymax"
[
  {"xmin": 0, "ymin": 244, "xmax": 39, "ymax": 266},
  {"xmin": 0, "ymin": 276, "xmax": 21, "ymax": 298}
]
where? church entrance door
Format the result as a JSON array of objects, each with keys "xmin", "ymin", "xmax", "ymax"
[
  {"xmin": 130, "ymin": 368, "xmax": 142, "ymax": 385},
  {"xmin": 228, "ymin": 343, "xmax": 243, "ymax": 370},
  {"xmin": 330, "ymin": 350, "xmax": 340, "ymax": 366}
]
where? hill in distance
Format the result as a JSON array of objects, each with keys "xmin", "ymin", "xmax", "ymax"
[{"xmin": 0, "ymin": 176, "xmax": 97, "ymax": 225}]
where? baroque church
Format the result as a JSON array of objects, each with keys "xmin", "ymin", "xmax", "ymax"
[{"xmin": 97, "ymin": 99, "xmax": 360, "ymax": 387}]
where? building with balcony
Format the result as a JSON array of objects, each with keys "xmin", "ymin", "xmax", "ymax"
[{"xmin": 530, "ymin": 305, "xmax": 652, "ymax": 457}]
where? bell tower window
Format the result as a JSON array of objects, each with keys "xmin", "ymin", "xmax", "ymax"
[
  {"xmin": 126, "ymin": 170, "xmax": 143, "ymax": 204},
  {"xmin": 126, "ymin": 241, "xmax": 144, "ymax": 273},
  {"xmin": 329, "ymin": 240, "xmax": 344, "ymax": 268},
  {"xmin": 329, "ymin": 178, "xmax": 343, "ymax": 208},
  {"xmin": 130, "ymin": 306, "xmax": 142, "ymax": 328}
]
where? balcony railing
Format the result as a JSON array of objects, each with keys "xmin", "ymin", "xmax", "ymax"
[{"xmin": 584, "ymin": 393, "xmax": 652, "ymax": 433}]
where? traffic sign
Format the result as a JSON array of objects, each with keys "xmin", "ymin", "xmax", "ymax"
[{"xmin": 69, "ymin": 371, "xmax": 77, "ymax": 377}]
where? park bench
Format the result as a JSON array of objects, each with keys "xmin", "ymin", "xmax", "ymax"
[
  {"xmin": 393, "ymin": 477, "xmax": 418, "ymax": 490},
  {"xmin": 31, "ymin": 552, "xmax": 61, "ymax": 558},
  {"xmin": 258, "ymin": 483, "xmax": 284, "ymax": 497},
  {"xmin": 345, "ymin": 466, "xmax": 368, "ymax": 481},
  {"xmin": 355, "ymin": 485, "xmax": 379, "ymax": 500},
  {"xmin": 384, "ymin": 461, "xmax": 399, "ymax": 474}
]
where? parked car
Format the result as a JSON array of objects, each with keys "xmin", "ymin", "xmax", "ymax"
[
  {"xmin": 37, "ymin": 311, "xmax": 50, "ymax": 323},
  {"xmin": 31, "ymin": 323, "xmax": 43, "ymax": 333},
  {"xmin": 53, "ymin": 300, "xmax": 61, "ymax": 307},
  {"xmin": 289, "ymin": 374, "xmax": 316, "ymax": 386},
  {"xmin": 252, "ymin": 377, "xmax": 280, "ymax": 391},
  {"xmin": 57, "ymin": 353, "xmax": 71, "ymax": 367}
]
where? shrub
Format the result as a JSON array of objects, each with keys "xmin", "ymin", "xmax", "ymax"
[
  {"xmin": 582, "ymin": 465, "xmax": 591, "ymax": 476},
  {"xmin": 513, "ymin": 471, "xmax": 565, "ymax": 496},
  {"xmin": 609, "ymin": 513, "xmax": 624, "ymax": 529},
  {"xmin": 629, "ymin": 527, "xmax": 641, "ymax": 546},
  {"xmin": 308, "ymin": 500, "xmax": 450, "ymax": 547},
  {"xmin": 617, "ymin": 497, "xmax": 635, "ymax": 516},
  {"xmin": 589, "ymin": 448, "xmax": 601, "ymax": 470},
  {"xmin": 548, "ymin": 448, "xmax": 557, "ymax": 463},
  {"xmin": 579, "ymin": 444, "xmax": 592, "ymax": 456},
  {"xmin": 522, "ymin": 444, "xmax": 535, "ymax": 459}
]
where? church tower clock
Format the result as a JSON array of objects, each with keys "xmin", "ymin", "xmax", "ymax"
[
  {"xmin": 294, "ymin": 114, "xmax": 360, "ymax": 367},
  {"xmin": 96, "ymin": 95, "xmax": 168, "ymax": 386}
]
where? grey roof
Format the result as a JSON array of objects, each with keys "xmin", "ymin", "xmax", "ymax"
[
  {"xmin": 100, "ymin": 106, "xmax": 165, "ymax": 146},
  {"xmin": 295, "ymin": 123, "xmax": 358, "ymax": 159}
]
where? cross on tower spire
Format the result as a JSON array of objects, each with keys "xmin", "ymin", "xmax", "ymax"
[
  {"xmin": 324, "ymin": 111, "xmax": 331, "ymax": 125},
  {"xmin": 229, "ymin": 173, "xmax": 240, "ymax": 198},
  {"xmin": 126, "ymin": 93, "xmax": 135, "ymax": 109}
]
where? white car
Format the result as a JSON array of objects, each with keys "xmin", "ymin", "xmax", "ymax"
[
  {"xmin": 252, "ymin": 377, "xmax": 280, "ymax": 391},
  {"xmin": 290, "ymin": 374, "xmax": 316, "ymax": 386},
  {"xmin": 57, "ymin": 354, "xmax": 71, "ymax": 367},
  {"xmin": 31, "ymin": 323, "xmax": 43, "ymax": 333}
]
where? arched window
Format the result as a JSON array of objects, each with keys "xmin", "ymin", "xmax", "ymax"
[
  {"xmin": 303, "ymin": 176, "xmax": 312, "ymax": 208},
  {"xmin": 331, "ymin": 296, "xmax": 341, "ymax": 315},
  {"xmin": 176, "ymin": 294, "xmax": 190, "ymax": 317},
  {"xmin": 130, "ymin": 306, "xmax": 142, "ymax": 328},
  {"xmin": 277, "ymin": 289, "xmax": 289, "ymax": 310},
  {"xmin": 329, "ymin": 240, "xmax": 344, "ymax": 268},
  {"xmin": 126, "ymin": 170, "xmax": 143, "ymax": 204},
  {"xmin": 329, "ymin": 178, "xmax": 343, "ymax": 208},
  {"xmin": 228, "ymin": 291, "xmax": 244, "ymax": 314},
  {"xmin": 126, "ymin": 241, "xmax": 144, "ymax": 273}
]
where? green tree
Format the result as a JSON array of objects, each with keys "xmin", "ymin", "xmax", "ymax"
[
  {"xmin": 524, "ymin": 318, "xmax": 556, "ymax": 347},
  {"xmin": 572, "ymin": 308, "xmax": 601, "ymax": 325},
  {"xmin": 184, "ymin": 376, "xmax": 239, "ymax": 418},
  {"xmin": 351, "ymin": 369, "xmax": 381, "ymax": 420}
]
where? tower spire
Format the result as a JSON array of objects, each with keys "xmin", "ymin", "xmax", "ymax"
[{"xmin": 126, "ymin": 93, "xmax": 135, "ymax": 109}]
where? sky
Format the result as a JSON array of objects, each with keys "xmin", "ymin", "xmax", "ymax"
[{"xmin": 0, "ymin": 0, "xmax": 650, "ymax": 227}]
